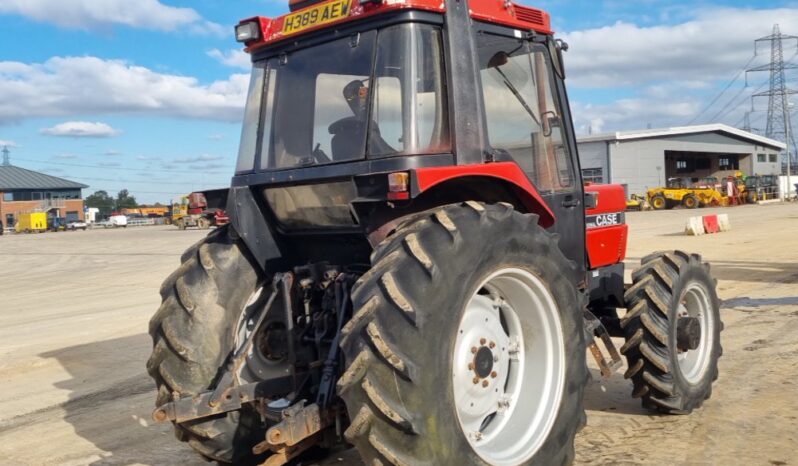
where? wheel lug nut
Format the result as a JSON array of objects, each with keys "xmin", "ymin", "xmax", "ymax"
[
  {"xmin": 471, "ymin": 347, "xmax": 478, "ymax": 354},
  {"xmin": 494, "ymin": 355, "xmax": 499, "ymax": 362},
  {"xmin": 482, "ymin": 380, "xmax": 489, "ymax": 388},
  {"xmin": 491, "ymin": 371, "xmax": 497, "ymax": 378},
  {"xmin": 473, "ymin": 377, "xmax": 480, "ymax": 384},
  {"xmin": 489, "ymin": 341, "xmax": 495, "ymax": 349},
  {"xmin": 480, "ymin": 338, "xmax": 486, "ymax": 345},
  {"xmin": 468, "ymin": 363, "xmax": 475, "ymax": 370}
]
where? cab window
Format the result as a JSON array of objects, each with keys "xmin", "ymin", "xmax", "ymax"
[{"xmin": 477, "ymin": 35, "xmax": 574, "ymax": 193}]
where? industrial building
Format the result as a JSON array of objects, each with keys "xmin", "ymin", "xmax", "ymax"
[
  {"xmin": 0, "ymin": 164, "xmax": 88, "ymax": 229},
  {"xmin": 577, "ymin": 124, "xmax": 786, "ymax": 195}
]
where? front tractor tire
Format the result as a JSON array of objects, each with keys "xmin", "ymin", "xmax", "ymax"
[
  {"xmin": 621, "ymin": 251, "xmax": 722, "ymax": 414},
  {"xmin": 339, "ymin": 202, "xmax": 587, "ymax": 466},
  {"xmin": 146, "ymin": 226, "xmax": 267, "ymax": 463}
]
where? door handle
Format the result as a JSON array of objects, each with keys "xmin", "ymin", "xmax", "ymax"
[{"xmin": 562, "ymin": 196, "xmax": 580, "ymax": 208}]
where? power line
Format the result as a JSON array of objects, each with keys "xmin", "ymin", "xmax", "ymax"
[
  {"xmin": 706, "ymin": 85, "xmax": 750, "ymax": 122},
  {"xmin": 687, "ymin": 54, "xmax": 757, "ymax": 125},
  {"xmin": 712, "ymin": 79, "xmax": 769, "ymax": 122}
]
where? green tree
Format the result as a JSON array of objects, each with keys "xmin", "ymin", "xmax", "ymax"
[
  {"xmin": 85, "ymin": 190, "xmax": 115, "ymax": 216},
  {"xmin": 115, "ymin": 189, "xmax": 138, "ymax": 210}
]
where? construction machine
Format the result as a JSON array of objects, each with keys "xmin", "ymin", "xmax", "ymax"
[
  {"xmin": 745, "ymin": 175, "xmax": 779, "ymax": 203},
  {"xmin": 171, "ymin": 191, "xmax": 230, "ymax": 230},
  {"xmin": 647, "ymin": 177, "xmax": 723, "ymax": 210},
  {"xmin": 147, "ymin": 1, "xmax": 722, "ymax": 464}
]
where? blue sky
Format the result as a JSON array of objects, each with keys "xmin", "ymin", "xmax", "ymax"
[{"xmin": 1, "ymin": 0, "xmax": 797, "ymax": 203}]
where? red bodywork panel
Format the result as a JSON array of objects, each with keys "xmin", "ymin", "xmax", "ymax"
[
  {"xmin": 413, "ymin": 162, "xmax": 555, "ymax": 228},
  {"xmin": 470, "ymin": 2, "xmax": 552, "ymax": 34},
  {"xmin": 240, "ymin": 0, "xmax": 552, "ymax": 51},
  {"xmin": 584, "ymin": 184, "xmax": 628, "ymax": 269}
]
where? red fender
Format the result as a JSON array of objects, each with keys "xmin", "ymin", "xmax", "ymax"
[{"xmin": 414, "ymin": 162, "xmax": 555, "ymax": 228}]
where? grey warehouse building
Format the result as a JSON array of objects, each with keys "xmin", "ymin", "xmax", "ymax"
[{"xmin": 577, "ymin": 124, "xmax": 786, "ymax": 195}]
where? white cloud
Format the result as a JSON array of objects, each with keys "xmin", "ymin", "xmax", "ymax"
[
  {"xmin": 104, "ymin": 149, "xmax": 122, "ymax": 156},
  {"xmin": 0, "ymin": 0, "xmax": 224, "ymax": 35},
  {"xmin": 174, "ymin": 154, "xmax": 223, "ymax": 163},
  {"xmin": 54, "ymin": 153, "xmax": 78, "ymax": 159},
  {"xmin": 562, "ymin": 8, "xmax": 798, "ymax": 88},
  {"xmin": 207, "ymin": 49, "xmax": 251, "ymax": 70},
  {"xmin": 0, "ymin": 139, "xmax": 17, "ymax": 147},
  {"xmin": 41, "ymin": 121, "xmax": 121, "ymax": 138},
  {"xmin": 136, "ymin": 155, "xmax": 161, "ymax": 161},
  {"xmin": 571, "ymin": 90, "xmax": 702, "ymax": 135},
  {"xmin": 0, "ymin": 56, "xmax": 249, "ymax": 123},
  {"xmin": 207, "ymin": 133, "xmax": 224, "ymax": 140}
]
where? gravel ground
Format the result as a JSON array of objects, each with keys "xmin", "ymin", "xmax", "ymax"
[{"xmin": 0, "ymin": 203, "xmax": 796, "ymax": 465}]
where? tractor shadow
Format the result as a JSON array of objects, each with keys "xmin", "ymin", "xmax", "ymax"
[
  {"xmin": 39, "ymin": 334, "xmax": 205, "ymax": 466},
  {"xmin": 582, "ymin": 367, "xmax": 654, "ymax": 417}
]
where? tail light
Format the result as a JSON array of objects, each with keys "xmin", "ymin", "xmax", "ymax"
[{"xmin": 387, "ymin": 172, "xmax": 410, "ymax": 200}]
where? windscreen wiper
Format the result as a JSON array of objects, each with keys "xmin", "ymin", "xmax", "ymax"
[{"xmin": 494, "ymin": 68, "xmax": 542, "ymax": 128}]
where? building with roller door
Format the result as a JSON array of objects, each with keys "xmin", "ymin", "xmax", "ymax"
[
  {"xmin": 0, "ymin": 164, "xmax": 88, "ymax": 231},
  {"xmin": 576, "ymin": 124, "xmax": 785, "ymax": 196}
]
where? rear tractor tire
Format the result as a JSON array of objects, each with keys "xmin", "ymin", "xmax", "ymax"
[
  {"xmin": 146, "ymin": 226, "xmax": 277, "ymax": 463},
  {"xmin": 621, "ymin": 251, "xmax": 722, "ymax": 414},
  {"xmin": 339, "ymin": 202, "xmax": 588, "ymax": 466}
]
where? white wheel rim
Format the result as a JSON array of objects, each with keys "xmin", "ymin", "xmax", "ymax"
[
  {"xmin": 452, "ymin": 268, "xmax": 565, "ymax": 466},
  {"xmin": 676, "ymin": 282, "xmax": 714, "ymax": 384}
]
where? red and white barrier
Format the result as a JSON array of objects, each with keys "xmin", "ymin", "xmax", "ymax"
[{"xmin": 685, "ymin": 214, "xmax": 730, "ymax": 236}]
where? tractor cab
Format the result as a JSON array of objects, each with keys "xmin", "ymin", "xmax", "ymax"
[{"xmin": 230, "ymin": 0, "xmax": 587, "ymax": 268}]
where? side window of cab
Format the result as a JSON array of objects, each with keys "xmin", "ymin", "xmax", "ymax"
[{"xmin": 477, "ymin": 35, "xmax": 574, "ymax": 194}]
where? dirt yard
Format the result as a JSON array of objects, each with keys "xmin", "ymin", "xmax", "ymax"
[{"xmin": 1, "ymin": 203, "xmax": 796, "ymax": 466}]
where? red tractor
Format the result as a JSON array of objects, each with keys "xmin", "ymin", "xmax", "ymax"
[{"xmin": 148, "ymin": 1, "xmax": 722, "ymax": 464}]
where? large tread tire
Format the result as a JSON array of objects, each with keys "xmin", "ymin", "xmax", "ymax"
[
  {"xmin": 650, "ymin": 194, "xmax": 667, "ymax": 210},
  {"xmin": 621, "ymin": 251, "xmax": 722, "ymax": 414},
  {"xmin": 682, "ymin": 194, "xmax": 699, "ymax": 209},
  {"xmin": 338, "ymin": 202, "xmax": 587, "ymax": 466},
  {"xmin": 146, "ymin": 226, "xmax": 266, "ymax": 463}
]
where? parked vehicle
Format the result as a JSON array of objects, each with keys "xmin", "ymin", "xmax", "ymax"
[
  {"xmin": 148, "ymin": 2, "xmax": 723, "ymax": 464},
  {"xmin": 172, "ymin": 191, "xmax": 229, "ymax": 230},
  {"xmin": 744, "ymin": 175, "xmax": 780, "ymax": 203},
  {"xmin": 15, "ymin": 212, "xmax": 47, "ymax": 233},
  {"xmin": 47, "ymin": 216, "xmax": 67, "ymax": 232},
  {"xmin": 67, "ymin": 221, "xmax": 88, "ymax": 231},
  {"xmin": 97, "ymin": 215, "xmax": 128, "ymax": 228},
  {"xmin": 647, "ymin": 177, "xmax": 723, "ymax": 210}
]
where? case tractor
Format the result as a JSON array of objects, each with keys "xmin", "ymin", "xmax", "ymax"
[{"xmin": 147, "ymin": 0, "xmax": 722, "ymax": 464}]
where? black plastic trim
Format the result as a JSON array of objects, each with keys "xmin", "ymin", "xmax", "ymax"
[{"xmin": 231, "ymin": 153, "xmax": 453, "ymax": 187}]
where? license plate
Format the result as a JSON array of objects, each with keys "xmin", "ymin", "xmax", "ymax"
[{"xmin": 282, "ymin": 0, "xmax": 352, "ymax": 35}]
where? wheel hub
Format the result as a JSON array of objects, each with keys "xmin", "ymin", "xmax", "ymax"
[
  {"xmin": 452, "ymin": 268, "xmax": 565, "ymax": 466},
  {"xmin": 676, "ymin": 316, "xmax": 701, "ymax": 351},
  {"xmin": 473, "ymin": 346, "xmax": 495, "ymax": 379},
  {"xmin": 675, "ymin": 282, "xmax": 715, "ymax": 384}
]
